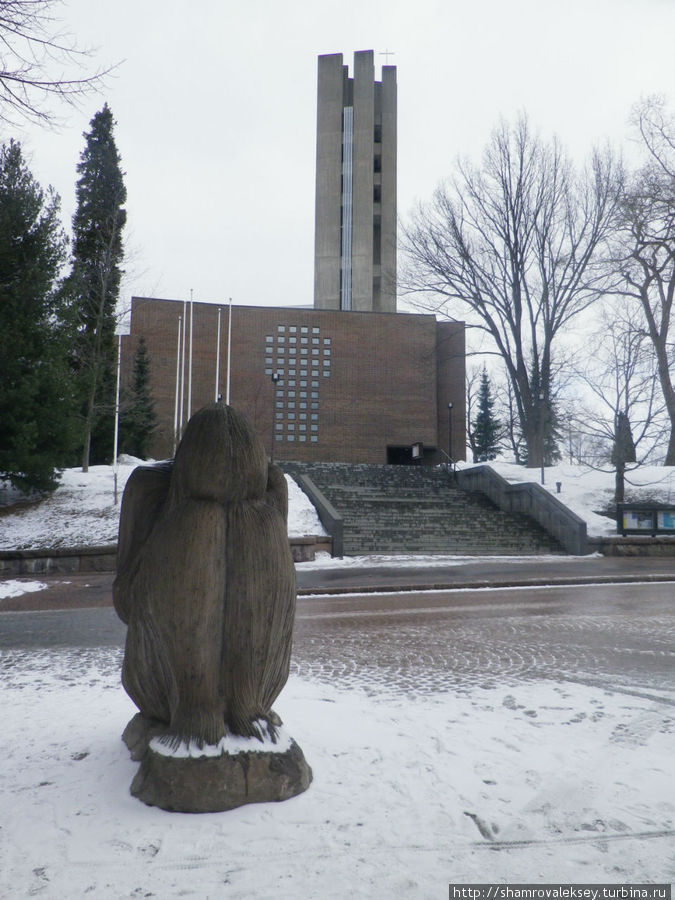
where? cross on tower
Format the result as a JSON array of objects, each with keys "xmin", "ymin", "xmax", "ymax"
[{"xmin": 380, "ymin": 49, "xmax": 395, "ymax": 65}]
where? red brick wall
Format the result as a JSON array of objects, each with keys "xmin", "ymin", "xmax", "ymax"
[{"xmin": 121, "ymin": 298, "xmax": 465, "ymax": 463}]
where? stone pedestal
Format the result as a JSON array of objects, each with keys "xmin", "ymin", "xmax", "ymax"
[{"xmin": 122, "ymin": 714, "xmax": 313, "ymax": 814}]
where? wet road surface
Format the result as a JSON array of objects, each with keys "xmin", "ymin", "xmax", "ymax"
[
  {"xmin": 1, "ymin": 554, "xmax": 674, "ymax": 613},
  {"xmin": 293, "ymin": 583, "xmax": 675, "ymax": 699},
  {"xmin": 1, "ymin": 582, "xmax": 673, "ymax": 700},
  {"xmin": 296, "ymin": 555, "xmax": 675, "ymax": 593}
]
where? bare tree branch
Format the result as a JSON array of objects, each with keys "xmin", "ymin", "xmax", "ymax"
[
  {"xmin": 0, "ymin": 0, "xmax": 116, "ymax": 126},
  {"xmin": 401, "ymin": 114, "xmax": 623, "ymax": 465},
  {"xmin": 613, "ymin": 96, "xmax": 675, "ymax": 464}
]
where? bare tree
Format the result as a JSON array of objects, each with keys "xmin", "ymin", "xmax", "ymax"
[
  {"xmin": 0, "ymin": 0, "xmax": 112, "ymax": 126},
  {"xmin": 402, "ymin": 115, "xmax": 623, "ymax": 466},
  {"xmin": 465, "ymin": 364, "xmax": 482, "ymax": 462},
  {"xmin": 574, "ymin": 305, "xmax": 663, "ymax": 502},
  {"xmin": 496, "ymin": 375, "xmax": 525, "ymax": 464},
  {"xmin": 613, "ymin": 96, "xmax": 675, "ymax": 464}
]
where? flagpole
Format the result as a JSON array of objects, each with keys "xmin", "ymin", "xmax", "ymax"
[
  {"xmin": 226, "ymin": 297, "xmax": 232, "ymax": 405},
  {"xmin": 188, "ymin": 288, "xmax": 194, "ymax": 419},
  {"xmin": 179, "ymin": 299, "xmax": 186, "ymax": 437},
  {"xmin": 215, "ymin": 307, "xmax": 222, "ymax": 401},
  {"xmin": 174, "ymin": 315, "xmax": 182, "ymax": 452}
]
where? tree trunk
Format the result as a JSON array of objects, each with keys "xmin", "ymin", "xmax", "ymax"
[
  {"xmin": 665, "ymin": 430, "xmax": 675, "ymax": 467},
  {"xmin": 652, "ymin": 330, "xmax": 675, "ymax": 465},
  {"xmin": 615, "ymin": 462, "xmax": 625, "ymax": 505},
  {"xmin": 81, "ymin": 382, "xmax": 96, "ymax": 472},
  {"xmin": 524, "ymin": 421, "xmax": 543, "ymax": 467}
]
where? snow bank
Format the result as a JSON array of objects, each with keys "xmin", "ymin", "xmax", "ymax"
[{"xmin": 0, "ymin": 580, "xmax": 47, "ymax": 601}]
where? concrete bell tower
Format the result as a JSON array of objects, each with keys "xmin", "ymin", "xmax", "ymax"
[{"xmin": 313, "ymin": 50, "xmax": 397, "ymax": 313}]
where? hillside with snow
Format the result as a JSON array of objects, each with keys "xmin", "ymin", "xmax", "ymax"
[{"xmin": 0, "ymin": 457, "xmax": 326, "ymax": 551}]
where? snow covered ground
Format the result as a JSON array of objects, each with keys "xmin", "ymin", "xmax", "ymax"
[
  {"xmin": 2, "ymin": 456, "xmax": 674, "ymax": 552},
  {"xmin": 1, "ymin": 459, "xmax": 673, "ymax": 893},
  {"xmin": 0, "ymin": 647, "xmax": 673, "ymax": 897},
  {"xmin": 0, "ymin": 579, "xmax": 47, "ymax": 600},
  {"xmin": 0, "ymin": 456, "xmax": 326, "ymax": 550}
]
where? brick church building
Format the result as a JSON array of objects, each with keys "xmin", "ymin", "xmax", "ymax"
[
  {"xmin": 120, "ymin": 52, "xmax": 466, "ymax": 465},
  {"xmin": 121, "ymin": 298, "xmax": 464, "ymax": 464}
]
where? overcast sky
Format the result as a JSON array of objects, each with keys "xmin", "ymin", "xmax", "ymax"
[{"xmin": 9, "ymin": 0, "xmax": 675, "ymax": 311}]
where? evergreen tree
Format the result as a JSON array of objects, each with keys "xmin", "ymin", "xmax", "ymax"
[
  {"xmin": 611, "ymin": 411, "xmax": 637, "ymax": 504},
  {"xmin": 120, "ymin": 336, "xmax": 157, "ymax": 459},
  {"xmin": 65, "ymin": 103, "xmax": 126, "ymax": 470},
  {"xmin": 520, "ymin": 361, "xmax": 562, "ymax": 466},
  {"xmin": 472, "ymin": 367, "xmax": 502, "ymax": 461},
  {"xmin": 0, "ymin": 140, "xmax": 77, "ymax": 492}
]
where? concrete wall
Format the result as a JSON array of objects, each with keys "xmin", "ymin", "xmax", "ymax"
[{"xmin": 0, "ymin": 537, "xmax": 333, "ymax": 574}]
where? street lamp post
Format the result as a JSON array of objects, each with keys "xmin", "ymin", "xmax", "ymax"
[
  {"xmin": 113, "ymin": 332, "xmax": 122, "ymax": 505},
  {"xmin": 539, "ymin": 392, "xmax": 545, "ymax": 485},
  {"xmin": 113, "ymin": 319, "xmax": 131, "ymax": 504},
  {"xmin": 270, "ymin": 371, "xmax": 280, "ymax": 463},
  {"xmin": 447, "ymin": 402, "xmax": 453, "ymax": 469}
]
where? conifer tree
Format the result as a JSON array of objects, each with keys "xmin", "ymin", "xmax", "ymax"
[
  {"xmin": 66, "ymin": 103, "xmax": 126, "ymax": 470},
  {"xmin": 611, "ymin": 411, "xmax": 637, "ymax": 504},
  {"xmin": 521, "ymin": 362, "xmax": 562, "ymax": 466},
  {"xmin": 0, "ymin": 140, "xmax": 76, "ymax": 491},
  {"xmin": 120, "ymin": 336, "xmax": 157, "ymax": 459},
  {"xmin": 472, "ymin": 367, "xmax": 502, "ymax": 461}
]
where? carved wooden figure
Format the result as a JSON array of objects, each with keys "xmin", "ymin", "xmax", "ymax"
[{"xmin": 113, "ymin": 402, "xmax": 311, "ymax": 812}]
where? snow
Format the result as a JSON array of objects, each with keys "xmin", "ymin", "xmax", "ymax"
[
  {"xmin": 299, "ymin": 551, "xmax": 602, "ymax": 570},
  {"xmin": 285, "ymin": 473, "xmax": 327, "ymax": 538},
  {"xmin": 149, "ymin": 723, "xmax": 293, "ymax": 758},
  {"xmin": 0, "ymin": 458, "xmax": 326, "ymax": 550},
  {"xmin": 0, "ymin": 579, "xmax": 47, "ymax": 600},
  {"xmin": 1, "ymin": 460, "xmax": 673, "ymax": 891},
  {"xmin": 0, "ymin": 651, "xmax": 672, "ymax": 896}
]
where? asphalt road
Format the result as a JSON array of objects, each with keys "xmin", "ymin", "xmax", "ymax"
[
  {"xmin": 1, "ymin": 555, "xmax": 675, "ymax": 614},
  {"xmin": 296, "ymin": 555, "xmax": 675, "ymax": 592},
  {"xmin": 1, "ymin": 582, "xmax": 673, "ymax": 701}
]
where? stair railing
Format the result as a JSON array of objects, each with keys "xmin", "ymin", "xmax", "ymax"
[
  {"xmin": 455, "ymin": 464, "xmax": 588, "ymax": 555},
  {"xmin": 438, "ymin": 449, "xmax": 457, "ymax": 481},
  {"xmin": 292, "ymin": 473, "xmax": 344, "ymax": 558}
]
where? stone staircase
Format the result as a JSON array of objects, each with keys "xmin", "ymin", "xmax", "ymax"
[{"xmin": 280, "ymin": 462, "xmax": 564, "ymax": 556}]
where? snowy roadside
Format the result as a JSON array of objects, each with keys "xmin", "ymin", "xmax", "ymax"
[{"xmin": 1, "ymin": 652, "xmax": 672, "ymax": 896}]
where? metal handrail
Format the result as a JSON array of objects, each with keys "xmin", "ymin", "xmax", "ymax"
[{"xmin": 438, "ymin": 448, "xmax": 456, "ymax": 475}]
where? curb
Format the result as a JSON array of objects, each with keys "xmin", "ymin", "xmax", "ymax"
[{"xmin": 297, "ymin": 573, "xmax": 675, "ymax": 596}]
